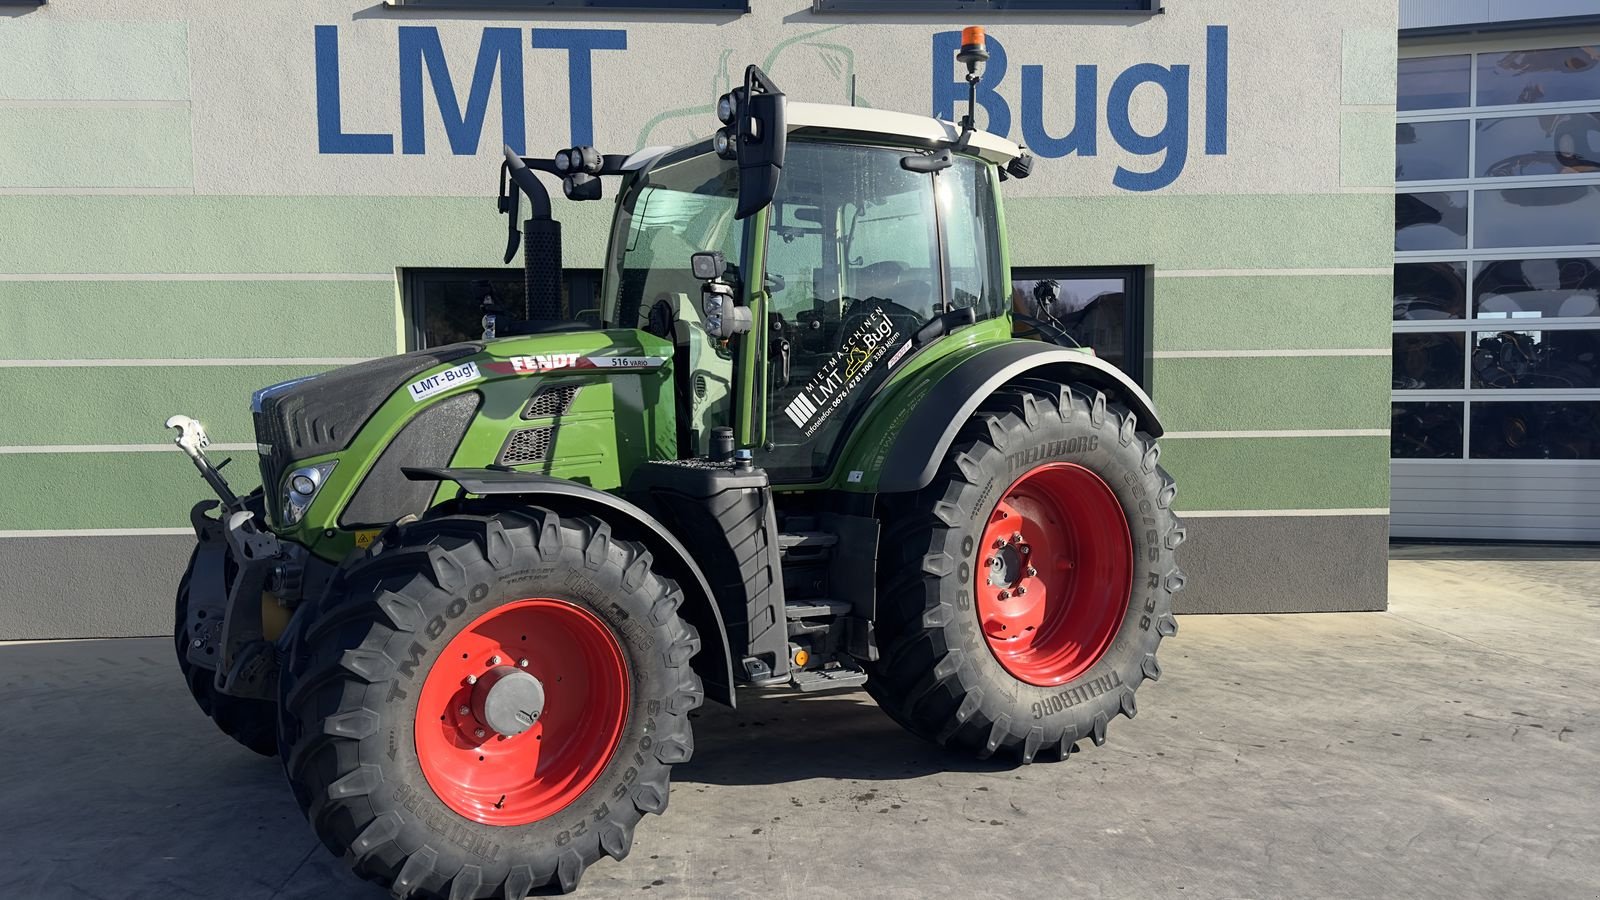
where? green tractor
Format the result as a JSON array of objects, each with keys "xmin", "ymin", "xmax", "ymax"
[{"xmin": 167, "ymin": 32, "xmax": 1182, "ymax": 899}]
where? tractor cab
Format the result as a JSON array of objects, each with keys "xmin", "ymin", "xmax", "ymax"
[
  {"xmin": 497, "ymin": 65, "xmax": 1033, "ymax": 485},
  {"xmin": 597, "ymin": 103, "xmax": 1026, "ymax": 480}
]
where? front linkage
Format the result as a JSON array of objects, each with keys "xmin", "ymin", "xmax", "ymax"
[{"xmin": 167, "ymin": 415, "xmax": 329, "ymax": 703}]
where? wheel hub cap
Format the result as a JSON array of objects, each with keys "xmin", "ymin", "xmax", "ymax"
[
  {"xmin": 471, "ymin": 665, "xmax": 546, "ymax": 737},
  {"xmin": 975, "ymin": 462, "xmax": 1134, "ymax": 687}
]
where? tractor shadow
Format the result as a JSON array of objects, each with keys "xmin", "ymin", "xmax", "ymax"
[
  {"xmin": 0, "ymin": 641, "xmax": 1007, "ymax": 899},
  {"xmin": 677, "ymin": 688, "xmax": 1016, "ymax": 786}
]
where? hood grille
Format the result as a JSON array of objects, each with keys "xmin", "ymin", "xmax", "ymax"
[
  {"xmin": 497, "ymin": 426, "xmax": 555, "ymax": 466},
  {"xmin": 521, "ymin": 384, "xmax": 580, "ymax": 419}
]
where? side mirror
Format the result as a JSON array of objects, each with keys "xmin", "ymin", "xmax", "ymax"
[
  {"xmin": 715, "ymin": 65, "xmax": 787, "ymax": 221},
  {"xmin": 691, "ymin": 251, "xmax": 728, "ymax": 281}
]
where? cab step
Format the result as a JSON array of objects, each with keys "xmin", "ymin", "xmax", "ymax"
[
  {"xmin": 778, "ymin": 531, "xmax": 838, "ymax": 555},
  {"xmin": 790, "ymin": 665, "xmax": 869, "ymax": 692}
]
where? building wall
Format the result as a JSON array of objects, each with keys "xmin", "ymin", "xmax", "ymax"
[{"xmin": 0, "ymin": 0, "xmax": 1397, "ymax": 638}]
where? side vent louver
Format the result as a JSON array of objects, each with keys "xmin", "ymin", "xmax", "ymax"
[
  {"xmin": 497, "ymin": 426, "xmax": 555, "ymax": 466},
  {"xmin": 522, "ymin": 383, "xmax": 580, "ymax": 419}
]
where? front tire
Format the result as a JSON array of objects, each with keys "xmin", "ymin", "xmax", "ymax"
[
  {"xmin": 278, "ymin": 509, "xmax": 702, "ymax": 898},
  {"xmin": 868, "ymin": 381, "xmax": 1185, "ymax": 763}
]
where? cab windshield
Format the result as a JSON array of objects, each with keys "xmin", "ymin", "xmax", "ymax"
[{"xmin": 605, "ymin": 149, "xmax": 742, "ymax": 330}]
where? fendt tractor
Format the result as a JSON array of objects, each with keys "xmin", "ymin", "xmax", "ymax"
[{"xmin": 165, "ymin": 29, "xmax": 1183, "ymax": 898}]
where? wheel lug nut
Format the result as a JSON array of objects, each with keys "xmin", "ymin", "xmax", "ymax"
[
  {"xmin": 1016, "ymin": 585, "xmax": 1027, "ymax": 596},
  {"xmin": 1026, "ymin": 566, "xmax": 1037, "ymax": 577},
  {"xmin": 992, "ymin": 539, "xmax": 1005, "ymax": 549},
  {"xmin": 474, "ymin": 728, "xmax": 486, "ymax": 739},
  {"xmin": 465, "ymin": 674, "xmax": 478, "ymax": 685},
  {"xmin": 518, "ymin": 658, "xmax": 529, "ymax": 668},
  {"xmin": 997, "ymin": 590, "xmax": 1009, "ymax": 600},
  {"xmin": 489, "ymin": 655, "xmax": 502, "ymax": 666},
  {"xmin": 191, "ymin": 638, "xmax": 203, "ymax": 648},
  {"xmin": 1012, "ymin": 532, "xmax": 1023, "ymax": 543}
]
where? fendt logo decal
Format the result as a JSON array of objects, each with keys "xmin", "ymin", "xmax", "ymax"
[{"xmin": 482, "ymin": 354, "xmax": 667, "ymax": 376}]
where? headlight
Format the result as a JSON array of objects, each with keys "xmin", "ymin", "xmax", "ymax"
[
  {"xmin": 714, "ymin": 127, "xmax": 737, "ymax": 160},
  {"xmin": 717, "ymin": 92, "xmax": 737, "ymax": 125},
  {"xmin": 554, "ymin": 150, "xmax": 572, "ymax": 172},
  {"xmin": 281, "ymin": 461, "xmax": 336, "ymax": 527}
]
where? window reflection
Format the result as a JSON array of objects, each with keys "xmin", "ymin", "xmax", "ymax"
[
  {"xmin": 1396, "ymin": 120, "xmax": 1470, "ymax": 181},
  {"xmin": 1471, "ymin": 401, "xmax": 1600, "ymax": 459},
  {"xmin": 1474, "ymin": 185, "xmax": 1600, "ymax": 249},
  {"xmin": 1475, "ymin": 257, "xmax": 1600, "ymax": 319},
  {"xmin": 1391, "ymin": 402, "xmax": 1463, "ymax": 459},
  {"xmin": 1011, "ymin": 275, "xmax": 1127, "ymax": 370},
  {"xmin": 1472, "ymin": 329, "xmax": 1600, "ymax": 389},
  {"xmin": 1399, "ymin": 55, "xmax": 1471, "ymax": 111},
  {"xmin": 1476, "ymin": 46, "xmax": 1600, "ymax": 107},
  {"xmin": 1395, "ymin": 262, "xmax": 1467, "ymax": 320},
  {"xmin": 1395, "ymin": 191, "xmax": 1468, "ymax": 251},
  {"xmin": 1476, "ymin": 113, "xmax": 1600, "ymax": 178},
  {"xmin": 1393, "ymin": 332, "xmax": 1465, "ymax": 390}
]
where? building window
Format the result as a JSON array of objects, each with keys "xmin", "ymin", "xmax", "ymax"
[
  {"xmin": 1392, "ymin": 39, "xmax": 1600, "ymax": 464},
  {"xmin": 812, "ymin": 0, "xmax": 1157, "ymax": 11},
  {"xmin": 385, "ymin": 0, "xmax": 748, "ymax": 9},
  {"xmin": 1010, "ymin": 266, "xmax": 1150, "ymax": 389},
  {"xmin": 404, "ymin": 268, "xmax": 602, "ymax": 350}
]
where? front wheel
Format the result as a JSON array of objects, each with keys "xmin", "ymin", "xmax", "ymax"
[
  {"xmin": 868, "ymin": 381, "xmax": 1185, "ymax": 763},
  {"xmin": 278, "ymin": 509, "xmax": 702, "ymax": 898}
]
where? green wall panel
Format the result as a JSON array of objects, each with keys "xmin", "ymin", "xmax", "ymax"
[
  {"xmin": 1007, "ymin": 193, "xmax": 1394, "ymax": 270},
  {"xmin": 0, "ymin": 107, "xmax": 192, "ymax": 189},
  {"xmin": 1152, "ymin": 274, "xmax": 1392, "ymax": 352},
  {"xmin": 0, "ymin": 434, "xmax": 1392, "ymax": 529},
  {"xmin": 1341, "ymin": 110, "xmax": 1395, "ymax": 189},
  {"xmin": 0, "ymin": 281, "xmax": 397, "ymax": 359},
  {"xmin": 1, "ymin": 196, "xmax": 614, "ymax": 274},
  {"xmin": 1, "ymin": 365, "xmax": 334, "ymax": 447},
  {"xmin": 0, "ymin": 22, "xmax": 189, "ymax": 101},
  {"xmin": 1160, "ymin": 435, "xmax": 1390, "ymax": 512},
  {"xmin": 0, "ymin": 453, "xmax": 258, "ymax": 531},
  {"xmin": 1153, "ymin": 355, "xmax": 1391, "ymax": 432}
]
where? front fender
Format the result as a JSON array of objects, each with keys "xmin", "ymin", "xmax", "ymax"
[
  {"xmin": 848, "ymin": 342, "xmax": 1163, "ymax": 494},
  {"xmin": 404, "ymin": 467, "xmax": 738, "ymax": 707}
]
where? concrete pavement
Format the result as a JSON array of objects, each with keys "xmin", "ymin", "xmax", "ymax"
[{"xmin": 1, "ymin": 551, "xmax": 1597, "ymax": 899}]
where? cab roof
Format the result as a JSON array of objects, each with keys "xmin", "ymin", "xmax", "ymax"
[
  {"xmin": 785, "ymin": 101, "xmax": 1023, "ymax": 165},
  {"xmin": 623, "ymin": 101, "xmax": 1024, "ymax": 172}
]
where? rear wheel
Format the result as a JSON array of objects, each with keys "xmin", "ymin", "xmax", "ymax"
[
  {"xmin": 173, "ymin": 552, "xmax": 278, "ymax": 757},
  {"xmin": 278, "ymin": 509, "xmax": 701, "ymax": 898},
  {"xmin": 868, "ymin": 382, "xmax": 1185, "ymax": 763}
]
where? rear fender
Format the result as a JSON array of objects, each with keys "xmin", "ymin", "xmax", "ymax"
[
  {"xmin": 863, "ymin": 342, "xmax": 1163, "ymax": 494},
  {"xmin": 405, "ymin": 466, "xmax": 737, "ymax": 707}
]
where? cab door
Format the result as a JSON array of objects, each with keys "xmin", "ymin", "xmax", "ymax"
[{"xmin": 758, "ymin": 141, "xmax": 1007, "ymax": 483}]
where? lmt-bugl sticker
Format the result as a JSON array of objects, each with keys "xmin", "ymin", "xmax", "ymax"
[{"xmin": 783, "ymin": 309, "xmax": 904, "ymax": 437}]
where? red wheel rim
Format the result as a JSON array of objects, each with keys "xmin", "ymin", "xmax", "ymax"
[
  {"xmin": 975, "ymin": 463, "xmax": 1133, "ymax": 687},
  {"xmin": 415, "ymin": 598, "xmax": 629, "ymax": 826}
]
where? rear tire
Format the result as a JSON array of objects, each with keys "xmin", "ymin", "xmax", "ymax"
[
  {"xmin": 173, "ymin": 554, "xmax": 278, "ymax": 757},
  {"xmin": 867, "ymin": 381, "xmax": 1185, "ymax": 764},
  {"xmin": 278, "ymin": 509, "xmax": 702, "ymax": 898}
]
